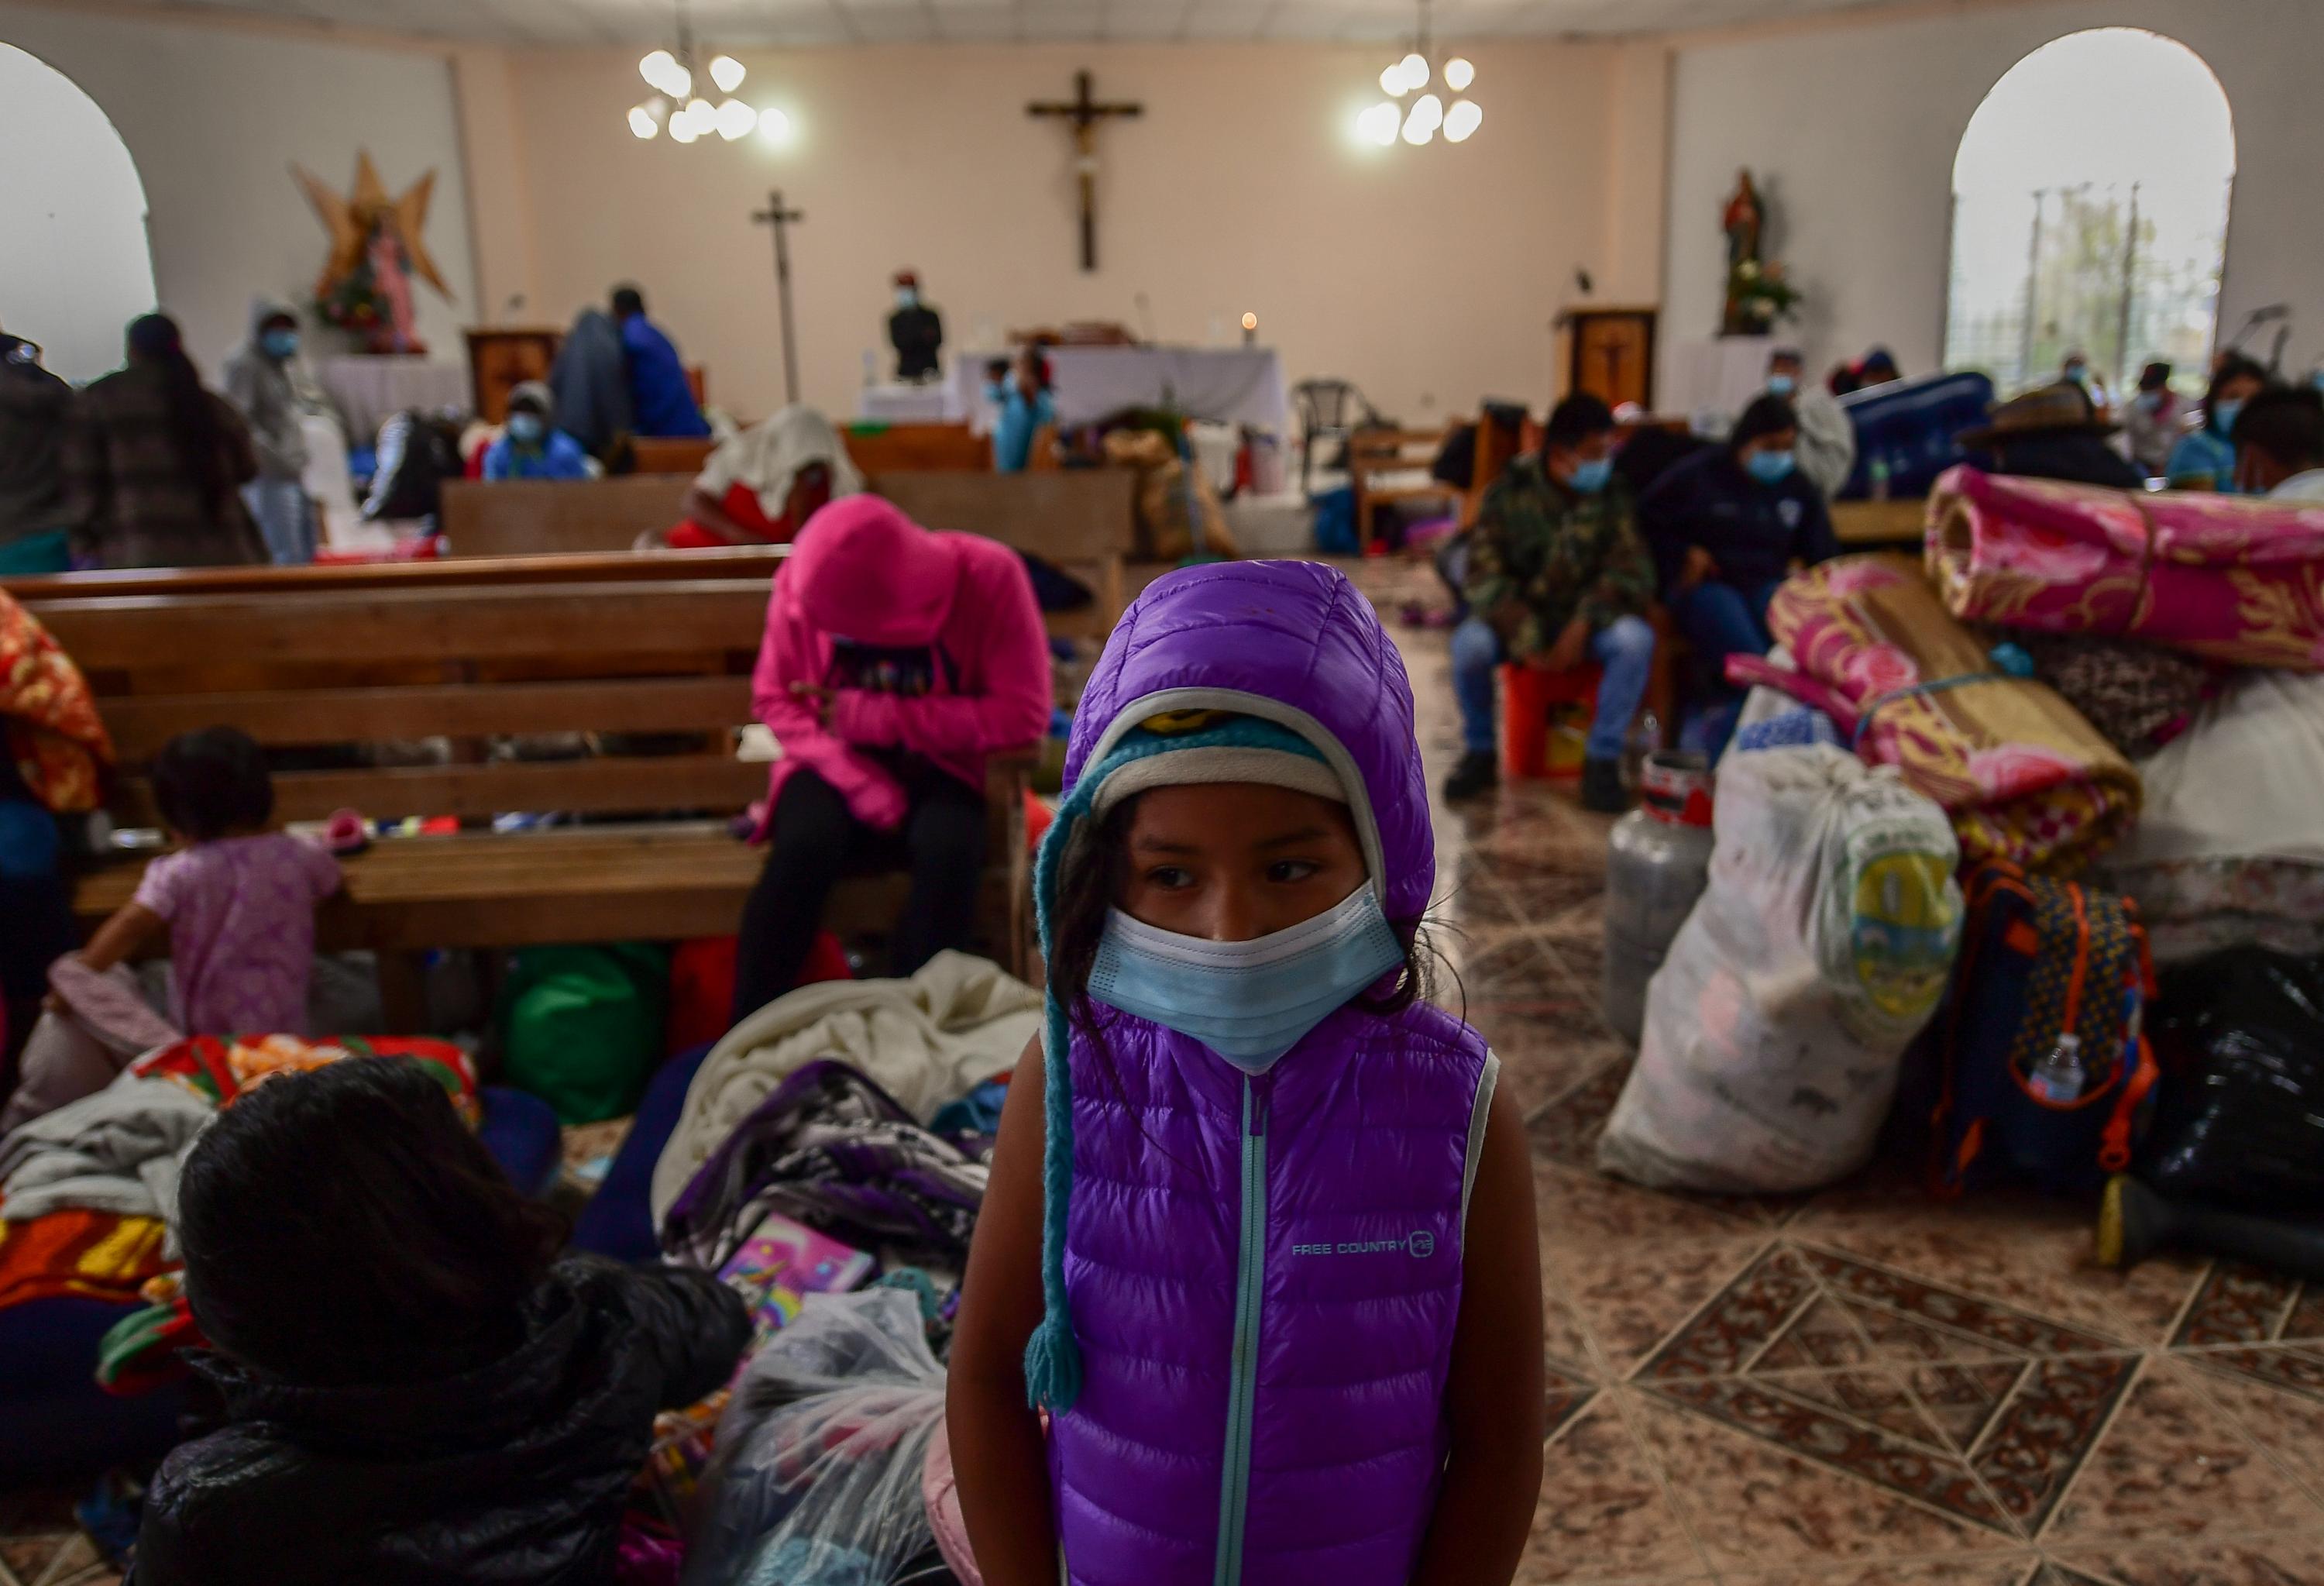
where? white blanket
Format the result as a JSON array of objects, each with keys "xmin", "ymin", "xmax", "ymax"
[
  {"xmin": 650, "ymin": 951, "xmax": 1040, "ymax": 1223},
  {"xmin": 0, "ymin": 1075, "xmax": 214, "ymax": 1229},
  {"xmin": 2106, "ymin": 669, "xmax": 2324, "ymax": 869}
]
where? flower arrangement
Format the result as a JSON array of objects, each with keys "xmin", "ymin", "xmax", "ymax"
[{"xmin": 1727, "ymin": 258, "xmax": 1804, "ymax": 334}]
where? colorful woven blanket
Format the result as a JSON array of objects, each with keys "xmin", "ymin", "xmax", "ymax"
[
  {"xmin": 131, "ymin": 1033, "xmax": 481, "ymax": 1125},
  {"xmin": 1745, "ymin": 555, "xmax": 2140, "ymax": 872},
  {"xmin": 1, "ymin": 589, "xmax": 112, "ymax": 812},
  {"xmin": 1929, "ymin": 465, "xmax": 2324, "ymax": 669}
]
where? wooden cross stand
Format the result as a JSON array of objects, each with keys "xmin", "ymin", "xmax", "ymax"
[
  {"xmin": 1027, "ymin": 70, "xmax": 1143, "ymax": 273},
  {"xmin": 752, "ymin": 188, "xmax": 806, "ymax": 405}
]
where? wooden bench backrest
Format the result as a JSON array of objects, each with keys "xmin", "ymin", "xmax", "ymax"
[
  {"xmin": 630, "ymin": 436, "xmax": 719, "ymax": 476},
  {"xmin": 30, "ymin": 580, "xmax": 771, "ymax": 828},
  {"xmin": 870, "ymin": 470, "xmax": 1133, "ymax": 566},
  {"xmin": 3, "ymin": 549, "xmax": 786, "ymax": 601},
  {"xmin": 439, "ymin": 476, "xmax": 693, "ymax": 559},
  {"xmin": 844, "ymin": 423, "xmax": 992, "ymax": 474}
]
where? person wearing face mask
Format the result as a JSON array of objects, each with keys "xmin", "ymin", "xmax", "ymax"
[
  {"xmin": 1445, "ymin": 393, "xmax": 1658, "ymax": 812},
  {"xmin": 887, "ymin": 269, "xmax": 944, "ymax": 384},
  {"xmin": 731, "ymin": 497, "xmax": 1052, "ymax": 1024},
  {"xmin": 480, "ymin": 382, "xmax": 593, "ymax": 482},
  {"xmin": 1768, "ymin": 346, "xmax": 1854, "ymax": 500},
  {"xmin": 988, "ymin": 346, "xmax": 1057, "ymax": 473},
  {"xmin": 2122, "ymin": 361, "xmax": 2181, "ymax": 477},
  {"xmin": 221, "ymin": 299, "xmax": 322, "ymax": 564},
  {"xmin": 2060, "ymin": 349, "xmax": 2113, "ymax": 418},
  {"xmin": 948, "ymin": 561, "xmax": 1545, "ymax": 1586},
  {"xmin": 2232, "ymin": 384, "xmax": 2324, "ymax": 502},
  {"xmin": 2168, "ymin": 353, "xmax": 2268, "ymax": 492},
  {"xmin": 1639, "ymin": 394, "xmax": 1840, "ymax": 748}
]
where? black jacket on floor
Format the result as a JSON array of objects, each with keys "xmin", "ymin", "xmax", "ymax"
[{"xmin": 129, "ymin": 1258, "xmax": 748, "ymax": 1586}]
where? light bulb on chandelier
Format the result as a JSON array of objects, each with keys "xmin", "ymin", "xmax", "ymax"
[
  {"xmin": 1379, "ymin": 64, "xmax": 1408, "ymax": 98},
  {"xmin": 1357, "ymin": 101, "xmax": 1400, "ymax": 146},
  {"xmin": 716, "ymin": 98, "xmax": 757, "ymax": 139},
  {"xmin": 1397, "ymin": 52, "xmax": 1429, "ymax": 91},
  {"xmin": 1444, "ymin": 98, "xmax": 1481, "ymax": 142},
  {"xmin": 1445, "ymin": 57, "xmax": 1474, "ymax": 91},
  {"xmin": 628, "ymin": 104, "xmax": 661, "ymax": 139},
  {"xmin": 710, "ymin": 54, "xmax": 746, "ymax": 92}
]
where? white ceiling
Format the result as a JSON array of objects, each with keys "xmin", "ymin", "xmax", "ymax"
[{"xmin": 139, "ymin": 0, "xmax": 1949, "ymax": 48}]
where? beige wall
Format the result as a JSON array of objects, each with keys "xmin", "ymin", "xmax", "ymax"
[{"xmin": 500, "ymin": 40, "xmax": 1642, "ymax": 427}]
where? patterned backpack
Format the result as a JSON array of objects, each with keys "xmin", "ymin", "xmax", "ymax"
[{"xmin": 1923, "ymin": 862, "xmax": 2158, "ymax": 1197}]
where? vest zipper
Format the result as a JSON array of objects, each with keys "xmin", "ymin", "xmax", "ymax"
[{"xmin": 1213, "ymin": 1075, "xmax": 1270, "ymax": 1586}]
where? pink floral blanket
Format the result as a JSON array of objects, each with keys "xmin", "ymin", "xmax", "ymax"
[
  {"xmin": 1745, "ymin": 555, "xmax": 2140, "ymax": 873},
  {"xmin": 1928, "ymin": 465, "xmax": 2324, "ymax": 669}
]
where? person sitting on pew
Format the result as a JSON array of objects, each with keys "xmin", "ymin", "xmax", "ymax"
[
  {"xmin": 1639, "ymin": 395, "xmax": 1839, "ymax": 752},
  {"xmin": 2168, "ymin": 353, "xmax": 2268, "ymax": 493},
  {"xmin": 988, "ymin": 347, "xmax": 1057, "ymax": 474},
  {"xmin": 63, "ymin": 314, "xmax": 268, "ymax": 570},
  {"xmin": 1956, "ymin": 383, "xmax": 2144, "ymax": 490},
  {"xmin": 1444, "ymin": 394, "xmax": 1657, "ymax": 814},
  {"xmin": 610, "ymin": 284, "xmax": 711, "ymax": 441},
  {"xmin": 731, "ymin": 497, "xmax": 1052, "ymax": 1025},
  {"xmin": 1768, "ymin": 347, "xmax": 1855, "ymax": 501},
  {"xmin": 669, "ymin": 405, "xmax": 865, "ymax": 548},
  {"xmin": 480, "ymin": 381, "xmax": 593, "ymax": 482},
  {"xmin": 2233, "ymin": 384, "xmax": 2324, "ymax": 502}
]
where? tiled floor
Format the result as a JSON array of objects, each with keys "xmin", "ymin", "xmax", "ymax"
[
  {"xmin": 9, "ymin": 556, "xmax": 2322, "ymax": 1585},
  {"xmin": 1356, "ymin": 553, "xmax": 2324, "ymax": 1586}
]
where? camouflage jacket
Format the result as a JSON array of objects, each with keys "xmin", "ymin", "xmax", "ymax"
[{"xmin": 1462, "ymin": 456, "xmax": 1655, "ymax": 658}]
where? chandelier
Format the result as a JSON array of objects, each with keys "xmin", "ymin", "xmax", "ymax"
[
  {"xmin": 627, "ymin": 0, "xmax": 791, "ymax": 145},
  {"xmin": 1356, "ymin": 0, "xmax": 1480, "ymax": 147}
]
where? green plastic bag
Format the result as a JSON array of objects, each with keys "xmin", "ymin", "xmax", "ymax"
[{"xmin": 497, "ymin": 944, "xmax": 670, "ymax": 1124}]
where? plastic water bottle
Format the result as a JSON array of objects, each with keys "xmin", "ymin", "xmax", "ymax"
[
  {"xmin": 2027, "ymin": 1032, "xmax": 2087, "ymax": 1104},
  {"xmin": 1869, "ymin": 456, "xmax": 1893, "ymax": 502},
  {"xmin": 1621, "ymin": 711, "xmax": 1661, "ymax": 794}
]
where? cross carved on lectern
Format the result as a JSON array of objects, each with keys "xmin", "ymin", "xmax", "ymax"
[{"xmin": 1026, "ymin": 69, "xmax": 1143, "ymax": 273}]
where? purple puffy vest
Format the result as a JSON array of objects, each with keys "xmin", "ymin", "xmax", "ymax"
[{"xmin": 1050, "ymin": 999, "xmax": 1494, "ymax": 1586}]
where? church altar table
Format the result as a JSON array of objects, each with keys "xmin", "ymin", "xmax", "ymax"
[
  {"xmin": 1666, "ymin": 335, "xmax": 1777, "ymax": 427},
  {"xmin": 951, "ymin": 346, "xmax": 1289, "ymax": 433},
  {"xmin": 318, "ymin": 356, "xmax": 471, "ymax": 441},
  {"xmin": 859, "ymin": 381, "xmax": 968, "ymax": 423}
]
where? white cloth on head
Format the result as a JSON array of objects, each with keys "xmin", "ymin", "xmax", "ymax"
[
  {"xmin": 650, "ymin": 951, "xmax": 1040, "ymax": 1222},
  {"xmin": 692, "ymin": 404, "xmax": 867, "ymax": 521}
]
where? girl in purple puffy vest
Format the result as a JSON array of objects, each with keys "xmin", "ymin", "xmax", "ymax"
[{"xmin": 951, "ymin": 562, "xmax": 1545, "ymax": 1586}]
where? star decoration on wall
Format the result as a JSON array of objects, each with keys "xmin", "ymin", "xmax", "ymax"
[{"xmin": 290, "ymin": 152, "xmax": 452, "ymax": 301}]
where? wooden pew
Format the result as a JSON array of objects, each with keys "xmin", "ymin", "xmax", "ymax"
[
  {"xmin": 1831, "ymin": 495, "xmax": 1929, "ymax": 549},
  {"xmin": 631, "ymin": 436, "xmax": 720, "ymax": 476},
  {"xmin": 3, "ymin": 547, "xmax": 785, "ymax": 601},
  {"xmin": 33, "ymin": 574, "xmax": 1031, "ymax": 1027},
  {"xmin": 843, "ymin": 422, "xmax": 992, "ymax": 474},
  {"xmin": 438, "ymin": 476, "xmax": 693, "ymax": 558},
  {"xmin": 1350, "ymin": 425, "xmax": 1459, "ymax": 545},
  {"xmin": 870, "ymin": 470, "xmax": 1135, "ymax": 638}
]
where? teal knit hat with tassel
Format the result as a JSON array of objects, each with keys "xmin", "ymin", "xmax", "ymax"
[{"xmin": 1021, "ymin": 711, "xmax": 1340, "ymax": 1414}]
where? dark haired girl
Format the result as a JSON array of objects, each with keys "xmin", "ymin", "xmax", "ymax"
[{"xmin": 132, "ymin": 1058, "xmax": 747, "ymax": 1584}]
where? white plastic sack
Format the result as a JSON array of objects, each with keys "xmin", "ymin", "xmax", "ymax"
[
  {"xmin": 682, "ymin": 1288, "xmax": 946, "ymax": 1586},
  {"xmin": 1599, "ymin": 745, "xmax": 1962, "ymax": 1194}
]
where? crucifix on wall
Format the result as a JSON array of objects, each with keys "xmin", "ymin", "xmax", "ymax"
[{"xmin": 1026, "ymin": 69, "xmax": 1143, "ymax": 273}]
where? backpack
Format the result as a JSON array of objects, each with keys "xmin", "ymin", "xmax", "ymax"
[{"xmin": 1923, "ymin": 862, "xmax": 2157, "ymax": 1198}]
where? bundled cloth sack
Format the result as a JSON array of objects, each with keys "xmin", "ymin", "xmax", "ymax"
[
  {"xmin": 1100, "ymin": 427, "xmax": 1238, "ymax": 561},
  {"xmin": 1929, "ymin": 463, "xmax": 2324, "ymax": 670},
  {"xmin": 2095, "ymin": 669, "xmax": 2324, "ymax": 965},
  {"xmin": 682, "ymin": 1288, "xmax": 946, "ymax": 1586},
  {"xmin": 497, "ymin": 943, "xmax": 670, "ymax": 1125},
  {"xmin": 1600, "ymin": 745, "xmax": 1963, "ymax": 1194},
  {"xmin": 1737, "ymin": 553, "xmax": 2139, "ymax": 872},
  {"xmin": 651, "ymin": 951, "xmax": 1037, "ymax": 1223}
]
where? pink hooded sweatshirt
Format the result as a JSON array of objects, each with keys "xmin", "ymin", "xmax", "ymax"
[{"xmin": 750, "ymin": 495, "xmax": 1053, "ymax": 831}]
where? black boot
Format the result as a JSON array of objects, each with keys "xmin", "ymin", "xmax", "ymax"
[
  {"xmin": 1442, "ymin": 751, "xmax": 1498, "ymax": 801},
  {"xmin": 1580, "ymin": 756, "xmax": 1630, "ymax": 814}
]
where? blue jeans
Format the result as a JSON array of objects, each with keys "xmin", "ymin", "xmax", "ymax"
[
  {"xmin": 243, "ymin": 478, "xmax": 315, "ymax": 566},
  {"xmin": 1669, "ymin": 579, "xmax": 1783, "ymax": 670},
  {"xmin": 1452, "ymin": 614, "xmax": 1655, "ymax": 762}
]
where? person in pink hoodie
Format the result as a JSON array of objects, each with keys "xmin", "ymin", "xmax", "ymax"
[{"xmin": 734, "ymin": 495, "xmax": 1053, "ymax": 1023}]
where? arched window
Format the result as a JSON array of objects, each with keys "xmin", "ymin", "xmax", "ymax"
[
  {"xmin": 0, "ymin": 45, "xmax": 157, "ymax": 384},
  {"xmin": 1944, "ymin": 29, "xmax": 2234, "ymax": 400}
]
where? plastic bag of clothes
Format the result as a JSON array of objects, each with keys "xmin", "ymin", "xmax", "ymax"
[
  {"xmin": 682, "ymin": 1288, "xmax": 944, "ymax": 1586},
  {"xmin": 2139, "ymin": 948, "xmax": 2324, "ymax": 1213},
  {"xmin": 1600, "ymin": 746, "xmax": 1963, "ymax": 1193}
]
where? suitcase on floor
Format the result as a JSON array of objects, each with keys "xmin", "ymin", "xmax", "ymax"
[{"xmin": 1838, "ymin": 370, "xmax": 1996, "ymax": 501}]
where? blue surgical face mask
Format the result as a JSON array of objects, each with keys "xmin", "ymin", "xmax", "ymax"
[
  {"xmin": 1087, "ymin": 883, "xmax": 1405, "ymax": 1073},
  {"xmin": 2214, "ymin": 397, "xmax": 2245, "ymax": 436},
  {"xmin": 1746, "ymin": 448, "xmax": 1798, "ymax": 485},
  {"xmin": 896, "ymin": 287, "xmax": 920, "ymax": 311},
  {"xmin": 1564, "ymin": 456, "xmax": 1614, "ymax": 495},
  {"xmin": 1767, "ymin": 373, "xmax": 1797, "ymax": 398},
  {"xmin": 2064, "ymin": 363, "xmax": 2088, "ymax": 385},
  {"xmin": 262, "ymin": 329, "xmax": 300, "ymax": 360},
  {"xmin": 507, "ymin": 412, "xmax": 546, "ymax": 446}
]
